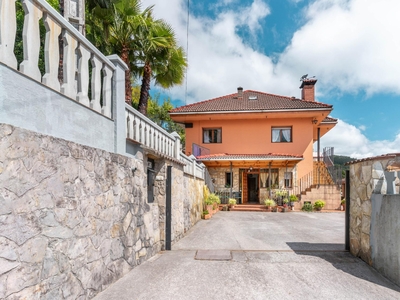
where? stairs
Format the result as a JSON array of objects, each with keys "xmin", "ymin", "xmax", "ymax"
[
  {"xmin": 229, "ymin": 204, "xmax": 269, "ymax": 212},
  {"xmin": 313, "ymin": 161, "xmax": 335, "ymax": 185}
]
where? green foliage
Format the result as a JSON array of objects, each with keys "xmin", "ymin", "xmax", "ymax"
[
  {"xmin": 275, "ymin": 189, "xmax": 288, "ymax": 197},
  {"xmin": 264, "ymin": 199, "xmax": 276, "ymax": 207},
  {"xmin": 228, "ymin": 198, "xmax": 236, "ymax": 205},
  {"xmin": 313, "ymin": 200, "xmax": 325, "ymax": 210},
  {"xmin": 301, "ymin": 202, "xmax": 313, "ymax": 212},
  {"xmin": 289, "ymin": 194, "xmax": 298, "ymax": 202},
  {"xmin": 202, "ymin": 210, "xmax": 209, "ymax": 215},
  {"xmin": 341, "ymin": 199, "xmax": 346, "ymax": 205},
  {"xmin": 205, "ymin": 193, "xmax": 220, "ymax": 205},
  {"xmin": 283, "ymin": 198, "xmax": 289, "ymax": 204}
]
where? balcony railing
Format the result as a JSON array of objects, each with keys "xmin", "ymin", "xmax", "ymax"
[{"xmin": 1, "ymin": 0, "xmax": 115, "ymax": 118}]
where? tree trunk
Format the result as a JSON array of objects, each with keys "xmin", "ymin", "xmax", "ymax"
[
  {"xmin": 120, "ymin": 47, "xmax": 131, "ymax": 104},
  {"xmin": 138, "ymin": 62, "xmax": 152, "ymax": 116}
]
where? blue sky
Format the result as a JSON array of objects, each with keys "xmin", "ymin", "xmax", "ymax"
[{"xmin": 141, "ymin": 0, "xmax": 400, "ymax": 158}]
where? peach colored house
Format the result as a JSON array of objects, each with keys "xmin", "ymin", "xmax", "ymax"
[{"xmin": 170, "ymin": 79, "xmax": 340, "ymax": 208}]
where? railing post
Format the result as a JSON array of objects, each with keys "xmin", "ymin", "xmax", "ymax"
[
  {"xmin": 107, "ymin": 54, "xmax": 128, "ymax": 155},
  {"xmin": 0, "ymin": 0, "xmax": 18, "ymax": 69},
  {"xmin": 189, "ymin": 154, "xmax": 197, "ymax": 178},
  {"xmin": 171, "ymin": 131, "xmax": 181, "ymax": 160}
]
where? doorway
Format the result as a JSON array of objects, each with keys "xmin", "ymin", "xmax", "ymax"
[{"xmin": 247, "ymin": 174, "xmax": 259, "ymax": 203}]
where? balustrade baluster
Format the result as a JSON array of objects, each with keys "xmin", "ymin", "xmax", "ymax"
[
  {"xmin": 90, "ymin": 55, "xmax": 102, "ymax": 113},
  {"xmin": 133, "ymin": 119, "xmax": 138, "ymax": 141},
  {"xmin": 0, "ymin": 0, "xmax": 18, "ymax": 68},
  {"xmin": 42, "ymin": 13, "xmax": 61, "ymax": 91},
  {"xmin": 60, "ymin": 30, "xmax": 78, "ymax": 99},
  {"xmin": 126, "ymin": 114, "xmax": 131, "ymax": 139},
  {"xmin": 102, "ymin": 65, "xmax": 113, "ymax": 118},
  {"xmin": 20, "ymin": 0, "xmax": 43, "ymax": 81},
  {"xmin": 77, "ymin": 43, "xmax": 90, "ymax": 106}
]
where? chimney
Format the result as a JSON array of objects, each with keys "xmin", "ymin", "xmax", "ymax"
[
  {"xmin": 300, "ymin": 78, "xmax": 317, "ymax": 101},
  {"xmin": 237, "ymin": 87, "xmax": 243, "ymax": 99}
]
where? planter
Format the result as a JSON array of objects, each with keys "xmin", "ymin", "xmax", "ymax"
[
  {"xmin": 266, "ymin": 206, "xmax": 271, "ymax": 212},
  {"xmin": 206, "ymin": 205, "xmax": 214, "ymax": 215},
  {"xmin": 202, "ymin": 214, "xmax": 211, "ymax": 220}
]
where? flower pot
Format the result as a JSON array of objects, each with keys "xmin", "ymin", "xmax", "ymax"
[{"xmin": 202, "ymin": 214, "xmax": 211, "ymax": 220}]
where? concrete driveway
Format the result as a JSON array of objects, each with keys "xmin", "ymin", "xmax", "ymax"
[{"xmin": 94, "ymin": 212, "xmax": 400, "ymax": 300}]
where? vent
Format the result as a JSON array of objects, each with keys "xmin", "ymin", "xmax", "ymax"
[{"xmin": 249, "ymin": 95, "xmax": 258, "ymax": 100}]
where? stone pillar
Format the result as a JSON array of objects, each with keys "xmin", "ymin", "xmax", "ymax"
[
  {"xmin": 108, "ymin": 54, "xmax": 128, "ymax": 155},
  {"xmin": 189, "ymin": 154, "xmax": 197, "ymax": 178}
]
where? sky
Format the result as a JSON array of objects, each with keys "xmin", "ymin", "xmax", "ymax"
[{"xmin": 140, "ymin": 0, "xmax": 400, "ymax": 159}]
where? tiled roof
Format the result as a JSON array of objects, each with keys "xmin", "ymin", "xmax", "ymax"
[
  {"xmin": 322, "ymin": 116, "xmax": 338, "ymax": 123},
  {"xmin": 196, "ymin": 153, "xmax": 303, "ymax": 161},
  {"xmin": 170, "ymin": 90, "xmax": 332, "ymax": 113},
  {"xmin": 345, "ymin": 153, "xmax": 400, "ymax": 166}
]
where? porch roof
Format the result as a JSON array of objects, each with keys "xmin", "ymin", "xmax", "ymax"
[{"xmin": 196, "ymin": 153, "xmax": 303, "ymax": 168}]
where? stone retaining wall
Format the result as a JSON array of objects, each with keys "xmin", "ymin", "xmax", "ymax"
[
  {"xmin": 348, "ymin": 154, "xmax": 400, "ymax": 286},
  {"xmin": 0, "ymin": 124, "xmax": 203, "ymax": 299}
]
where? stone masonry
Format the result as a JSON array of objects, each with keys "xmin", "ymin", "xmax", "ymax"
[
  {"xmin": 348, "ymin": 154, "xmax": 400, "ymax": 286},
  {"xmin": 0, "ymin": 124, "xmax": 204, "ymax": 299}
]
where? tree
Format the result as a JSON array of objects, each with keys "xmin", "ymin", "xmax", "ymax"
[
  {"xmin": 133, "ymin": 18, "xmax": 187, "ymax": 115},
  {"xmin": 86, "ymin": 0, "xmax": 150, "ymax": 103}
]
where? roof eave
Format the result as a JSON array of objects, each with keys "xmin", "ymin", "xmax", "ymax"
[{"xmin": 170, "ymin": 107, "xmax": 333, "ymax": 116}]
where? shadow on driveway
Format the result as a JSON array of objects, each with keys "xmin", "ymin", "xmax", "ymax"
[{"xmin": 287, "ymin": 242, "xmax": 400, "ymax": 293}]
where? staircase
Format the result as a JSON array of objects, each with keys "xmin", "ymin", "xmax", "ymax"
[{"xmin": 229, "ymin": 204, "xmax": 269, "ymax": 212}]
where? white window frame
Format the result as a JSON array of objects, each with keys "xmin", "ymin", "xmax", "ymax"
[
  {"xmin": 203, "ymin": 128, "xmax": 222, "ymax": 144},
  {"xmin": 272, "ymin": 127, "xmax": 292, "ymax": 143}
]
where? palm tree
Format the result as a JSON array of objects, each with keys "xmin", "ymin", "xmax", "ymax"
[
  {"xmin": 133, "ymin": 18, "xmax": 187, "ymax": 115},
  {"xmin": 87, "ymin": 0, "xmax": 149, "ymax": 103}
]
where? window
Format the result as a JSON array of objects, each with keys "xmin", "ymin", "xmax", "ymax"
[
  {"xmin": 203, "ymin": 128, "xmax": 222, "ymax": 143},
  {"xmin": 225, "ymin": 172, "xmax": 232, "ymax": 188},
  {"xmin": 260, "ymin": 169, "xmax": 279, "ymax": 188},
  {"xmin": 272, "ymin": 127, "xmax": 292, "ymax": 143},
  {"xmin": 284, "ymin": 172, "xmax": 293, "ymax": 188}
]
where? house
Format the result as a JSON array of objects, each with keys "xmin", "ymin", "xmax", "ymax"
[{"xmin": 169, "ymin": 78, "xmax": 341, "ymax": 208}]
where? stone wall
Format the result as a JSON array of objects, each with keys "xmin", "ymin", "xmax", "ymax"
[
  {"xmin": 348, "ymin": 155, "xmax": 400, "ymax": 286},
  {"xmin": 297, "ymin": 185, "xmax": 342, "ymax": 210},
  {"xmin": 0, "ymin": 124, "xmax": 203, "ymax": 299}
]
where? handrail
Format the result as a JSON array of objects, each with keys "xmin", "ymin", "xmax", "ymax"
[{"xmin": 1, "ymin": 0, "xmax": 115, "ymax": 117}]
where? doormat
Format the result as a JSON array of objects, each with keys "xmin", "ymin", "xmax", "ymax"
[{"xmin": 195, "ymin": 250, "xmax": 232, "ymax": 261}]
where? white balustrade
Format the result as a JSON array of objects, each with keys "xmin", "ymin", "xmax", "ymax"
[
  {"xmin": 0, "ymin": 0, "xmax": 18, "ymax": 68},
  {"xmin": 0, "ymin": 0, "xmax": 116, "ymax": 119}
]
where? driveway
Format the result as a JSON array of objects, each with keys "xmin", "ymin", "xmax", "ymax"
[{"xmin": 94, "ymin": 212, "xmax": 400, "ymax": 300}]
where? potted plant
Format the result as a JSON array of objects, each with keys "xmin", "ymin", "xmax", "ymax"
[
  {"xmin": 202, "ymin": 210, "xmax": 211, "ymax": 219},
  {"xmin": 301, "ymin": 202, "xmax": 313, "ymax": 212},
  {"xmin": 264, "ymin": 199, "xmax": 276, "ymax": 212},
  {"xmin": 206, "ymin": 193, "xmax": 220, "ymax": 214},
  {"xmin": 313, "ymin": 200, "xmax": 325, "ymax": 211},
  {"xmin": 289, "ymin": 194, "xmax": 298, "ymax": 208},
  {"xmin": 228, "ymin": 198, "xmax": 236, "ymax": 210},
  {"xmin": 341, "ymin": 199, "xmax": 346, "ymax": 211},
  {"xmin": 282, "ymin": 198, "xmax": 289, "ymax": 212}
]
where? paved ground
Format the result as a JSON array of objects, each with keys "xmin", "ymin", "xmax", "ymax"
[{"xmin": 94, "ymin": 212, "xmax": 400, "ymax": 300}]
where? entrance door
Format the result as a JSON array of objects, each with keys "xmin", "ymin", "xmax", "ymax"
[{"xmin": 247, "ymin": 174, "xmax": 259, "ymax": 203}]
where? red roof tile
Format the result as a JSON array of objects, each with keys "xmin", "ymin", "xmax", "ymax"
[{"xmin": 170, "ymin": 90, "xmax": 332, "ymax": 114}]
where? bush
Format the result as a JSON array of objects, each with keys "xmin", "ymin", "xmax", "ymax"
[
  {"xmin": 205, "ymin": 193, "xmax": 220, "ymax": 205},
  {"xmin": 289, "ymin": 194, "xmax": 298, "ymax": 202},
  {"xmin": 228, "ymin": 198, "xmax": 236, "ymax": 205},
  {"xmin": 301, "ymin": 202, "xmax": 313, "ymax": 212},
  {"xmin": 264, "ymin": 199, "xmax": 276, "ymax": 207},
  {"xmin": 313, "ymin": 200, "xmax": 325, "ymax": 210}
]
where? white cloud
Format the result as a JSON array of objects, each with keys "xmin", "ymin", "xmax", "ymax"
[
  {"xmin": 320, "ymin": 119, "xmax": 400, "ymax": 158},
  {"xmin": 140, "ymin": 0, "xmax": 400, "ymax": 157}
]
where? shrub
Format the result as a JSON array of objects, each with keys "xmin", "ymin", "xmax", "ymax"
[
  {"xmin": 289, "ymin": 194, "xmax": 298, "ymax": 202},
  {"xmin": 313, "ymin": 200, "xmax": 325, "ymax": 210},
  {"xmin": 264, "ymin": 199, "xmax": 276, "ymax": 207},
  {"xmin": 341, "ymin": 199, "xmax": 346, "ymax": 205},
  {"xmin": 301, "ymin": 202, "xmax": 313, "ymax": 212},
  {"xmin": 205, "ymin": 193, "xmax": 220, "ymax": 205},
  {"xmin": 228, "ymin": 198, "xmax": 236, "ymax": 205}
]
